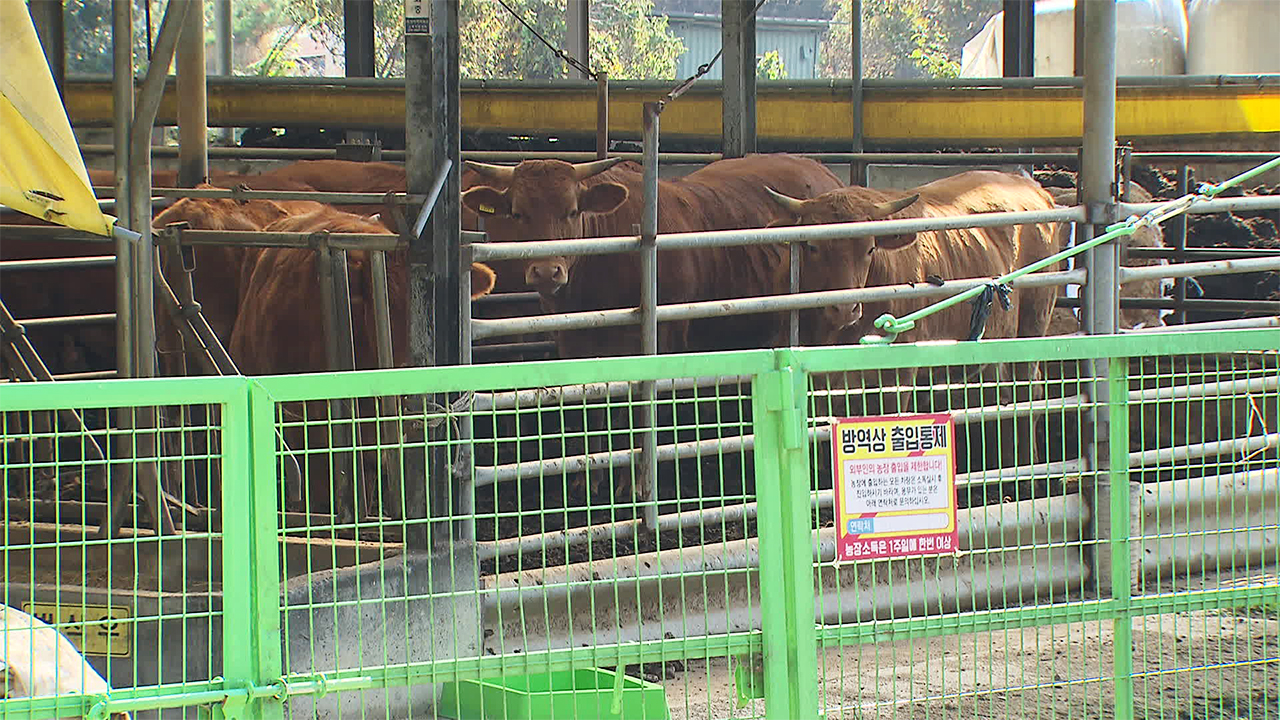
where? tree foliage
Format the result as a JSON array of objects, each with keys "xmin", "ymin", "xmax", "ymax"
[{"xmin": 818, "ymin": 0, "xmax": 999, "ymax": 79}]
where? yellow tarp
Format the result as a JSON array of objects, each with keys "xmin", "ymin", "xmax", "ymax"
[{"xmin": 1, "ymin": 0, "xmax": 114, "ymax": 236}]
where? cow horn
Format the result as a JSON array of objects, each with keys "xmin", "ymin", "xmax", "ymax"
[
  {"xmin": 871, "ymin": 194, "xmax": 919, "ymax": 218},
  {"xmin": 571, "ymin": 157, "xmax": 625, "ymax": 181},
  {"xmin": 764, "ymin": 186, "xmax": 807, "ymax": 214},
  {"xmin": 464, "ymin": 160, "xmax": 516, "ymax": 182}
]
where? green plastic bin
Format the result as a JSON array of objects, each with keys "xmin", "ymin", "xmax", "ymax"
[{"xmin": 437, "ymin": 668, "xmax": 671, "ymax": 720}]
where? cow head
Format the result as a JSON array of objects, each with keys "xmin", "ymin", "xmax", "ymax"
[
  {"xmin": 765, "ymin": 186, "xmax": 921, "ymax": 343},
  {"xmin": 461, "ymin": 158, "xmax": 629, "ymax": 296},
  {"xmin": 469, "ymin": 262, "xmax": 497, "ymax": 299}
]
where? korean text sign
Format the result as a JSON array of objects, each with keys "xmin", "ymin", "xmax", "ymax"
[{"xmin": 832, "ymin": 413, "xmax": 958, "ymax": 561}]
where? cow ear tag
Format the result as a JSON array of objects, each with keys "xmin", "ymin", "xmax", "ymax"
[{"xmin": 478, "ymin": 204, "xmax": 496, "ymax": 214}]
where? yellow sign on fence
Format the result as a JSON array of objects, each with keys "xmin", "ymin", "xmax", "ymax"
[{"xmin": 21, "ymin": 602, "xmax": 132, "ymax": 657}]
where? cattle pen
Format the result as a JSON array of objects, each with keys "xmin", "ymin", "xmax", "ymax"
[{"xmin": 3, "ymin": 2, "xmax": 1280, "ymax": 720}]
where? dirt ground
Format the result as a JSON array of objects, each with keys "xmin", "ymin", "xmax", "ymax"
[{"xmin": 661, "ymin": 568, "xmax": 1279, "ymax": 720}]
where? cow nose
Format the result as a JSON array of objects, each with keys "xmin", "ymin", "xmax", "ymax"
[
  {"xmin": 525, "ymin": 262, "xmax": 568, "ymax": 293},
  {"xmin": 825, "ymin": 303, "xmax": 862, "ymax": 330}
]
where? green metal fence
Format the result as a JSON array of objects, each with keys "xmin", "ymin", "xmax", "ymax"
[{"xmin": 3, "ymin": 329, "xmax": 1277, "ymax": 720}]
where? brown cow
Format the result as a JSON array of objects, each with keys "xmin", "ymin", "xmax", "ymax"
[
  {"xmin": 461, "ymin": 154, "xmax": 846, "ymax": 357},
  {"xmin": 151, "ymin": 184, "xmax": 328, "ymax": 366},
  {"xmin": 228, "ymin": 207, "xmax": 495, "ymax": 518},
  {"xmin": 766, "ymin": 171, "xmax": 1065, "ymax": 473},
  {"xmin": 765, "ymin": 170, "xmax": 1064, "ymax": 352},
  {"xmin": 230, "ymin": 207, "xmax": 496, "ymax": 375}
]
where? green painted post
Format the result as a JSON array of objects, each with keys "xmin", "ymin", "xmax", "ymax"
[
  {"xmin": 221, "ymin": 380, "xmax": 285, "ymax": 720},
  {"xmin": 752, "ymin": 350, "xmax": 819, "ymax": 720},
  {"xmin": 1108, "ymin": 357, "xmax": 1134, "ymax": 719}
]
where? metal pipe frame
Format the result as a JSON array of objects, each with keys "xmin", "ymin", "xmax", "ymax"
[
  {"xmin": 566, "ymin": 0, "xmax": 591, "ymax": 81},
  {"xmin": 158, "ymin": 228, "xmax": 399, "ymax": 251},
  {"xmin": 468, "ymin": 252, "xmax": 1278, "ymax": 342},
  {"xmin": 472, "ymin": 206, "xmax": 1085, "ymax": 261}
]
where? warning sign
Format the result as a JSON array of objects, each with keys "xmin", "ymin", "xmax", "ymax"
[
  {"xmin": 832, "ymin": 413, "xmax": 958, "ymax": 562},
  {"xmin": 21, "ymin": 602, "xmax": 132, "ymax": 657}
]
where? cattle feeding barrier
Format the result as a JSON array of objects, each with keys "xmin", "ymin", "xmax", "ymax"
[{"xmin": 2, "ymin": 328, "xmax": 1277, "ymax": 719}]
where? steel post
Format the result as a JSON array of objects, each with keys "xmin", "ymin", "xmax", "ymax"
[
  {"xmin": 596, "ymin": 71, "xmax": 609, "ymax": 160},
  {"xmin": 849, "ymin": 0, "xmax": 865, "ymax": 185},
  {"xmin": 1003, "ymin": 0, "xmax": 1035, "ymax": 78},
  {"xmin": 177, "ymin": 0, "xmax": 209, "ymax": 187},
  {"xmin": 112, "ymin": 0, "xmax": 134, "ymax": 378},
  {"xmin": 566, "ymin": 0, "xmax": 591, "ymax": 80},
  {"xmin": 344, "ymin": 0, "xmax": 376, "ymax": 144},
  {"xmin": 1078, "ymin": 0, "xmax": 1122, "ymax": 603},
  {"xmin": 638, "ymin": 102, "xmax": 661, "ymax": 529},
  {"xmin": 1171, "ymin": 165, "xmax": 1193, "ymax": 324},
  {"xmin": 213, "ymin": 0, "xmax": 233, "ymax": 143},
  {"xmin": 405, "ymin": 0, "xmax": 462, "ymax": 548},
  {"xmin": 28, "ymin": 0, "xmax": 65, "ymax": 98},
  {"xmin": 721, "ymin": 0, "xmax": 757, "ymax": 158}
]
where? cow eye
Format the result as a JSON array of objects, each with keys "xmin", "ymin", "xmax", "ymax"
[
  {"xmin": 802, "ymin": 242, "xmax": 819, "ymax": 254},
  {"xmin": 568, "ymin": 208, "xmax": 581, "ymax": 218},
  {"xmin": 511, "ymin": 211, "xmax": 524, "ymax": 221}
]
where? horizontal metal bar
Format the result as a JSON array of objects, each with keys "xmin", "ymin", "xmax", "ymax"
[
  {"xmin": 472, "ymin": 341, "xmax": 557, "ymax": 358},
  {"xmin": 0, "ymin": 256, "xmax": 116, "ymax": 271},
  {"xmin": 1131, "ymin": 433, "xmax": 1279, "ymax": 470},
  {"xmin": 473, "ymin": 374, "xmax": 751, "ymax": 411},
  {"xmin": 474, "ymin": 291, "xmax": 543, "ymax": 306},
  {"xmin": 1126, "ymin": 247, "xmax": 1280, "ymax": 260},
  {"xmin": 0, "ymin": 225, "xmax": 114, "ymax": 242},
  {"xmin": 1123, "ymin": 316, "xmax": 1280, "ymax": 333},
  {"xmin": 77, "ymin": 145, "xmax": 1280, "ymax": 167},
  {"xmin": 1118, "ymin": 255, "xmax": 1280, "ymax": 283},
  {"xmin": 1119, "ymin": 195, "xmax": 1280, "ymax": 217},
  {"xmin": 470, "ymin": 269, "xmax": 1085, "ymax": 341},
  {"xmin": 163, "ymin": 228, "xmax": 399, "ymax": 251},
  {"xmin": 66, "ymin": 72, "xmax": 1280, "ymax": 90},
  {"xmin": 1056, "ymin": 296, "xmax": 1280, "ymax": 313},
  {"xmin": 150, "ymin": 186, "xmax": 422, "ymax": 205},
  {"xmin": 1129, "ymin": 369, "xmax": 1278, "ymax": 404},
  {"xmin": 14, "ymin": 313, "xmax": 115, "ymax": 328},
  {"xmin": 0, "ymin": 369, "xmax": 120, "ymax": 383},
  {"xmin": 470, "ymin": 206, "xmax": 1086, "ymax": 262}
]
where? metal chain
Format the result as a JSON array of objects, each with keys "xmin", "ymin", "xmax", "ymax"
[{"xmin": 493, "ymin": 0, "xmax": 598, "ymax": 80}]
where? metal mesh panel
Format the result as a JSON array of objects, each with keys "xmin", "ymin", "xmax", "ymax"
[
  {"xmin": 263, "ymin": 361, "xmax": 769, "ymax": 720},
  {"xmin": 1128, "ymin": 350, "xmax": 1279, "ymax": 719},
  {"xmin": 799, "ymin": 337, "xmax": 1279, "ymax": 719},
  {"xmin": 3, "ymin": 332, "xmax": 1276, "ymax": 720},
  {"xmin": 2, "ymin": 383, "xmax": 229, "ymax": 720}
]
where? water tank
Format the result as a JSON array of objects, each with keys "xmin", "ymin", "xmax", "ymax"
[
  {"xmin": 960, "ymin": 0, "xmax": 1188, "ymax": 77},
  {"xmin": 1186, "ymin": 0, "xmax": 1280, "ymax": 74}
]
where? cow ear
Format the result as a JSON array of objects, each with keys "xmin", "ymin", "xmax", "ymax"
[
  {"xmin": 875, "ymin": 232, "xmax": 919, "ymax": 250},
  {"xmin": 469, "ymin": 262, "xmax": 497, "ymax": 299},
  {"xmin": 579, "ymin": 182, "xmax": 628, "ymax": 215},
  {"xmin": 461, "ymin": 186, "xmax": 511, "ymax": 217}
]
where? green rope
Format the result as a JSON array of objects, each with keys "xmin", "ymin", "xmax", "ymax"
[{"xmin": 860, "ymin": 154, "xmax": 1280, "ymax": 345}]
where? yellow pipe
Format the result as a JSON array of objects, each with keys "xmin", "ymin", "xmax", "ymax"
[{"xmin": 65, "ymin": 81, "xmax": 1279, "ymax": 145}]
